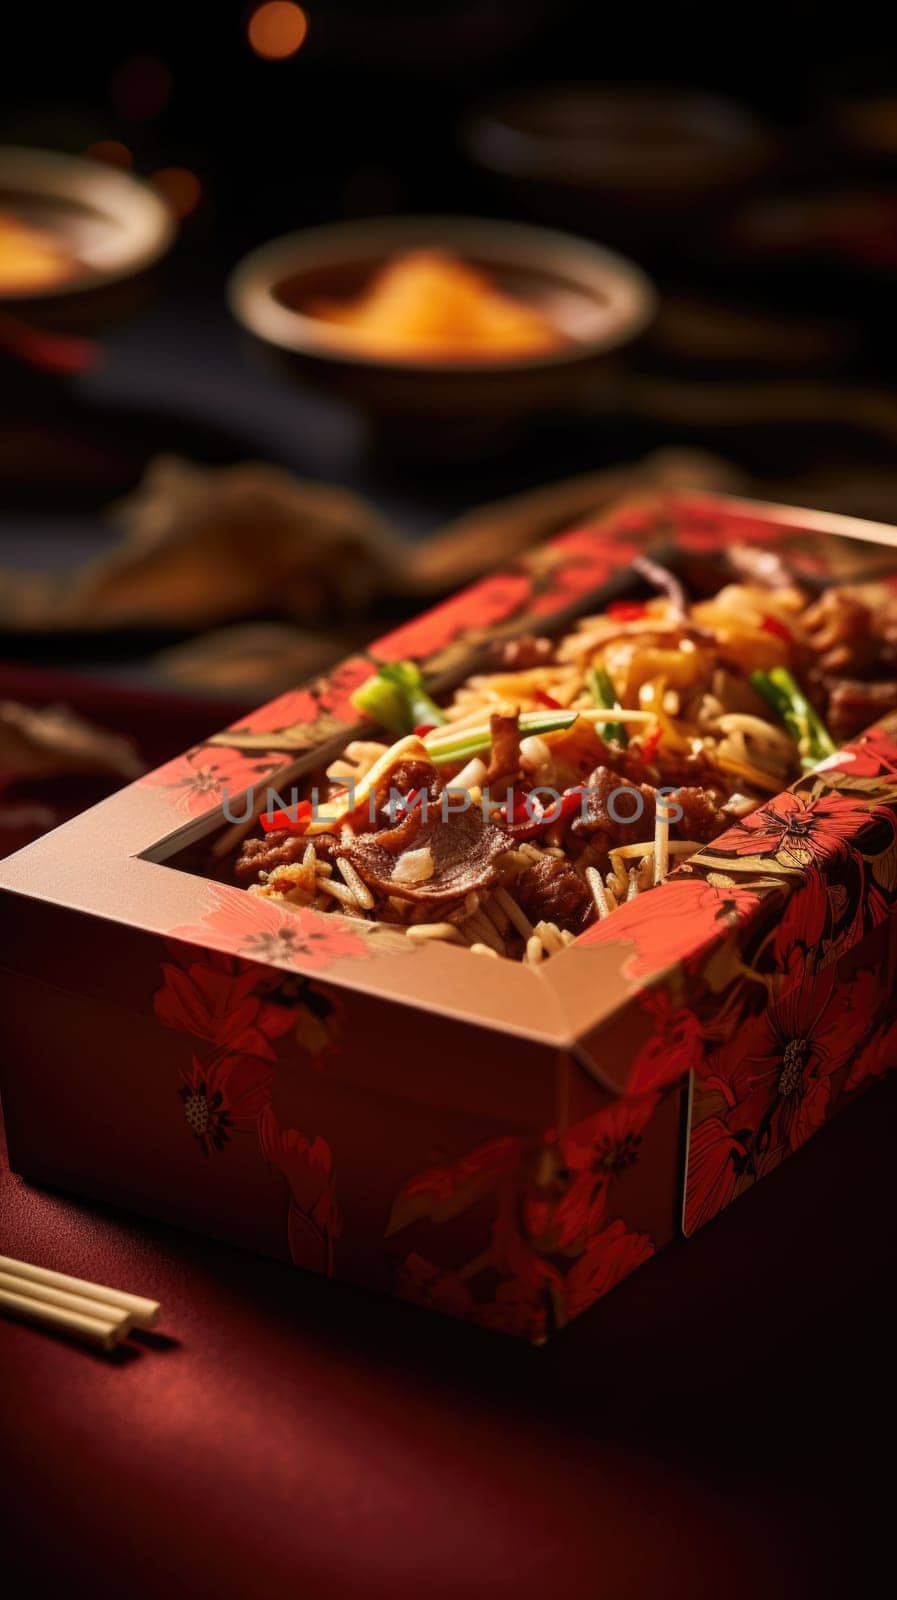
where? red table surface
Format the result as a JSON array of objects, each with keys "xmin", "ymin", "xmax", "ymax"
[
  {"xmin": 2, "ymin": 1080, "xmax": 896, "ymax": 1600},
  {"xmin": 1, "ymin": 665, "xmax": 895, "ymax": 1596}
]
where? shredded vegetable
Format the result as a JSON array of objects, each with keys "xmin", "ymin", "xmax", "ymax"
[
  {"xmin": 586, "ymin": 664, "xmax": 628, "ymax": 747},
  {"xmin": 749, "ymin": 667, "xmax": 837, "ymax": 769},
  {"xmin": 351, "ymin": 661, "xmax": 447, "ymax": 736},
  {"xmin": 229, "ymin": 559, "xmax": 895, "ymax": 964}
]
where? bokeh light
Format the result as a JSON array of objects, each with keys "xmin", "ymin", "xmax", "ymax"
[
  {"xmin": 151, "ymin": 168, "xmax": 202, "ymax": 220},
  {"xmin": 85, "ymin": 141, "xmax": 133, "ymax": 170},
  {"xmin": 248, "ymin": 3, "xmax": 309, "ymax": 61}
]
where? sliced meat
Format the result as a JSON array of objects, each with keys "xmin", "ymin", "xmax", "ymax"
[
  {"xmin": 675, "ymin": 787, "xmax": 731, "ymax": 843},
  {"xmin": 367, "ymin": 759, "xmax": 443, "ymax": 846},
  {"xmin": 235, "ymin": 826, "xmax": 339, "ymax": 886},
  {"xmin": 235, "ymin": 829, "xmax": 308, "ymax": 885},
  {"xmin": 825, "ymin": 678, "xmax": 897, "ymax": 743},
  {"xmin": 484, "ymin": 710, "xmax": 521, "ymax": 786},
  {"xmin": 571, "ymin": 767, "xmax": 658, "ymax": 853},
  {"xmin": 571, "ymin": 764, "xmax": 729, "ymax": 853},
  {"xmin": 615, "ymin": 740, "xmax": 728, "ymax": 799},
  {"xmin": 802, "ymin": 589, "xmax": 878, "ymax": 676},
  {"xmin": 513, "ymin": 855, "xmax": 594, "ymax": 936},
  {"xmin": 490, "ymin": 634, "xmax": 554, "ymax": 670},
  {"xmin": 340, "ymin": 805, "xmax": 512, "ymax": 904}
]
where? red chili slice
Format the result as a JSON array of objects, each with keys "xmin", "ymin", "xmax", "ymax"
[
  {"xmin": 259, "ymin": 799, "xmax": 313, "ymax": 835},
  {"xmin": 761, "ymin": 614, "xmax": 793, "ymax": 644},
  {"xmin": 640, "ymin": 725, "xmax": 662, "ymax": 763},
  {"xmin": 504, "ymin": 787, "xmax": 584, "ymax": 840},
  {"xmin": 533, "ymin": 690, "xmax": 562, "ymax": 709},
  {"xmin": 607, "ymin": 600, "xmax": 649, "ymax": 621},
  {"xmin": 413, "ymin": 723, "xmax": 437, "ymax": 737}
]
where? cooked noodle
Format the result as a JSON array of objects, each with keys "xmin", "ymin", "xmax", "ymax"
[{"xmin": 229, "ymin": 566, "xmax": 897, "ymax": 960}]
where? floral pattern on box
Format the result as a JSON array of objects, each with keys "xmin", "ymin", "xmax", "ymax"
[
  {"xmin": 386, "ymin": 1094, "xmax": 659, "ymax": 1341},
  {"xmin": 153, "ymin": 944, "xmax": 343, "ymax": 1271},
  {"xmin": 680, "ymin": 716, "xmax": 897, "ymax": 1233}
]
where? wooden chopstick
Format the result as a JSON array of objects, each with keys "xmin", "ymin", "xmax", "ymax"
[
  {"xmin": 0, "ymin": 1254, "xmax": 161, "ymax": 1349},
  {"xmin": 0, "ymin": 1285, "xmax": 129, "ymax": 1350},
  {"xmin": 0, "ymin": 1268, "xmax": 132, "ymax": 1326}
]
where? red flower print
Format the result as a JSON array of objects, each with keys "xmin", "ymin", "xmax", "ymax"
[
  {"xmin": 141, "ymin": 745, "xmax": 286, "ymax": 818},
  {"xmin": 371, "ymin": 573, "xmax": 533, "ymax": 664},
  {"xmin": 387, "ymin": 1113, "xmax": 660, "ymax": 1337},
  {"xmin": 394, "ymin": 1253, "xmax": 474, "ymax": 1321},
  {"xmin": 313, "ymin": 656, "xmax": 380, "ymax": 722},
  {"xmin": 626, "ymin": 988, "xmax": 705, "ymax": 1094},
  {"xmin": 715, "ymin": 790, "xmax": 874, "ymax": 870},
  {"xmin": 386, "ymin": 1136, "xmax": 522, "ymax": 1234},
  {"xmin": 258, "ymin": 1104, "xmax": 341, "ymax": 1272},
  {"xmin": 845, "ymin": 1013, "xmax": 897, "ymax": 1094},
  {"xmin": 155, "ymin": 950, "xmax": 298, "ymax": 1059},
  {"xmin": 813, "ymin": 721, "xmax": 897, "ymax": 782},
  {"xmin": 168, "ymin": 883, "xmax": 371, "ymax": 972},
  {"xmin": 224, "ymin": 658, "xmax": 372, "ymax": 742},
  {"xmin": 473, "ymin": 1278, "xmax": 551, "ymax": 1343},
  {"xmin": 768, "ymin": 868, "xmax": 831, "ymax": 963},
  {"xmin": 562, "ymin": 1220, "xmax": 654, "ymax": 1322},
  {"xmin": 179, "ymin": 1049, "xmax": 274, "ymax": 1155},
  {"xmin": 579, "ymin": 876, "xmax": 761, "ymax": 980},
  {"xmin": 684, "ymin": 1114, "xmax": 751, "ymax": 1234},
  {"xmin": 703, "ymin": 958, "xmax": 876, "ymax": 1169},
  {"xmin": 530, "ymin": 1095, "xmax": 659, "ymax": 1253},
  {"xmin": 234, "ymin": 686, "xmax": 322, "ymax": 736},
  {"xmin": 672, "ymin": 502, "xmax": 791, "ymax": 556},
  {"xmin": 524, "ymin": 525, "xmax": 643, "ymax": 620}
]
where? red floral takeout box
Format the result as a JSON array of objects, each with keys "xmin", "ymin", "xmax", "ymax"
[{"xmin": 2, "ymin": 492, "xmax": 897, "ymax": 1342}]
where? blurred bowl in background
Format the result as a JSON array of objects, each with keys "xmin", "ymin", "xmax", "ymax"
[
  {"xmin": 0, "ymin": 146, "xmax": 175, "ymax": 353},
  {"xmin": 228, "ymin": 214, "xmax": 656, "ymax": 456},
  {"xmin": 462, "ymin": 86, "xmax": 774, "ymax": 244}
]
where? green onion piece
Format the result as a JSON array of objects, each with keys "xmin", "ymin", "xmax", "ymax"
[
  {"xmin": 586, "ymin": 664, "xmax": 628, "ymax": 747},
  {"xmin": 426, "ymin": 709, "xmax": 577, "ymax": 768},
  {"xmin": 750, "ymin": 667, "xmax": 837, "ymax": 769},
  {"xmin": 351, "ymin": 661, "xmax": 447, "ymax": 736}
]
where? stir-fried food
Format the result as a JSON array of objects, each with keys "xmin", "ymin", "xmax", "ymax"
[{"xmin": 232, "ymin": 560, "xmax": 897, "ymax": 961}]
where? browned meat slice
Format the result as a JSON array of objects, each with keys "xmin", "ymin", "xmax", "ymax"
[
  {"xmin": 615, "ymin": 741, "xmax": 728, "ymax": 799},
  {"xmin": 676, "ymin": 787, "xmax": 732, "ymax": 842},
  {"xmin": 489, "ymin": 634, "xmax": 554, "ymax": 669},
  {"xmin": 571, "ymin": 765, "xmax": 729, "ymax": 853},
  {"xmin": 366, "ymin": 759, "xmax": 443, "ymax": 844},
  {"xmin": 235, "ymin": 826, "xmax": 339, "ymax": 886},
  {"xmin": 234, "ymin": 829, "xmax": 307, "ymax": 885},
  {"xmin": 340, "ymin": 806, "xmax": 512, "ymax": 904},
  {"xmin": 825, "ymin": 678, "xmax": 897, "ymax": 743},
  {"xmin": 570, "ymin": 767, "xmax": 657, "ymax": 853},
  {"xmin": 483, "ymin": 711, "xmax": 521, "ymax": 786},
  {"xmin": 802, "ymin": 590, "xmax": 879, "ymax": 676},
  {"xmin": 513, "ymin": 855, "xmax": 594, "ymax": 936}
]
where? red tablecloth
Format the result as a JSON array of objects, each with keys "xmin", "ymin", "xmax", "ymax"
[{"xmin": 3, "ymin": 1078, "xmax": 895, "ymax": 1600}]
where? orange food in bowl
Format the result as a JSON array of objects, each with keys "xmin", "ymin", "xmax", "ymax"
[
  {"xmin": 0, "ymin": 211, "xmax": 78, "ymax": 295},
  {"xmin": 307, "ymin": 248, "xmax": 563, "ymax": 361}
]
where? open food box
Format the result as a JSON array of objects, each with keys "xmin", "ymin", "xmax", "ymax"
[{"xmin": 2, "ymin": 491, "xmax": 896, "ymax": 1342}]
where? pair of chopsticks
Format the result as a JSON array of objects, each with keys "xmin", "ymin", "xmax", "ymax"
[{"xmin": 0, "ymin": 1254, "xmax": 161, "ymax": 1351}]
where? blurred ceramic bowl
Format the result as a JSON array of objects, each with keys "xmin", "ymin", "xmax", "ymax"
[
  {"xmin": 0, "ymin": 145, "xmax": 175, "ymax": 333},
  {"xmin": 228, "ymin": 214, "xmax": 656, "ymax": 452},
  {"xmin": 463, "ymin": 86, "xmax": 774, "ymax": 241}
]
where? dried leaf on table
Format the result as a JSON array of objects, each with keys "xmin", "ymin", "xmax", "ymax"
[
  {"xmin": 154, "ymin": 621, "xmax": 372, "ymax": 698},
  {"xmin": 0, "ymin": 701, "xmax": 144, "ymax": 783},
  {"xmin": 0, "ymin": 457, "xmax": 407, "ymax": 633}
]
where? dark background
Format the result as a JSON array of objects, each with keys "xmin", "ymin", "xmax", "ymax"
[{"xmin": 4, "ymin": 2, "xmax": 897, "ymax": 562}]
